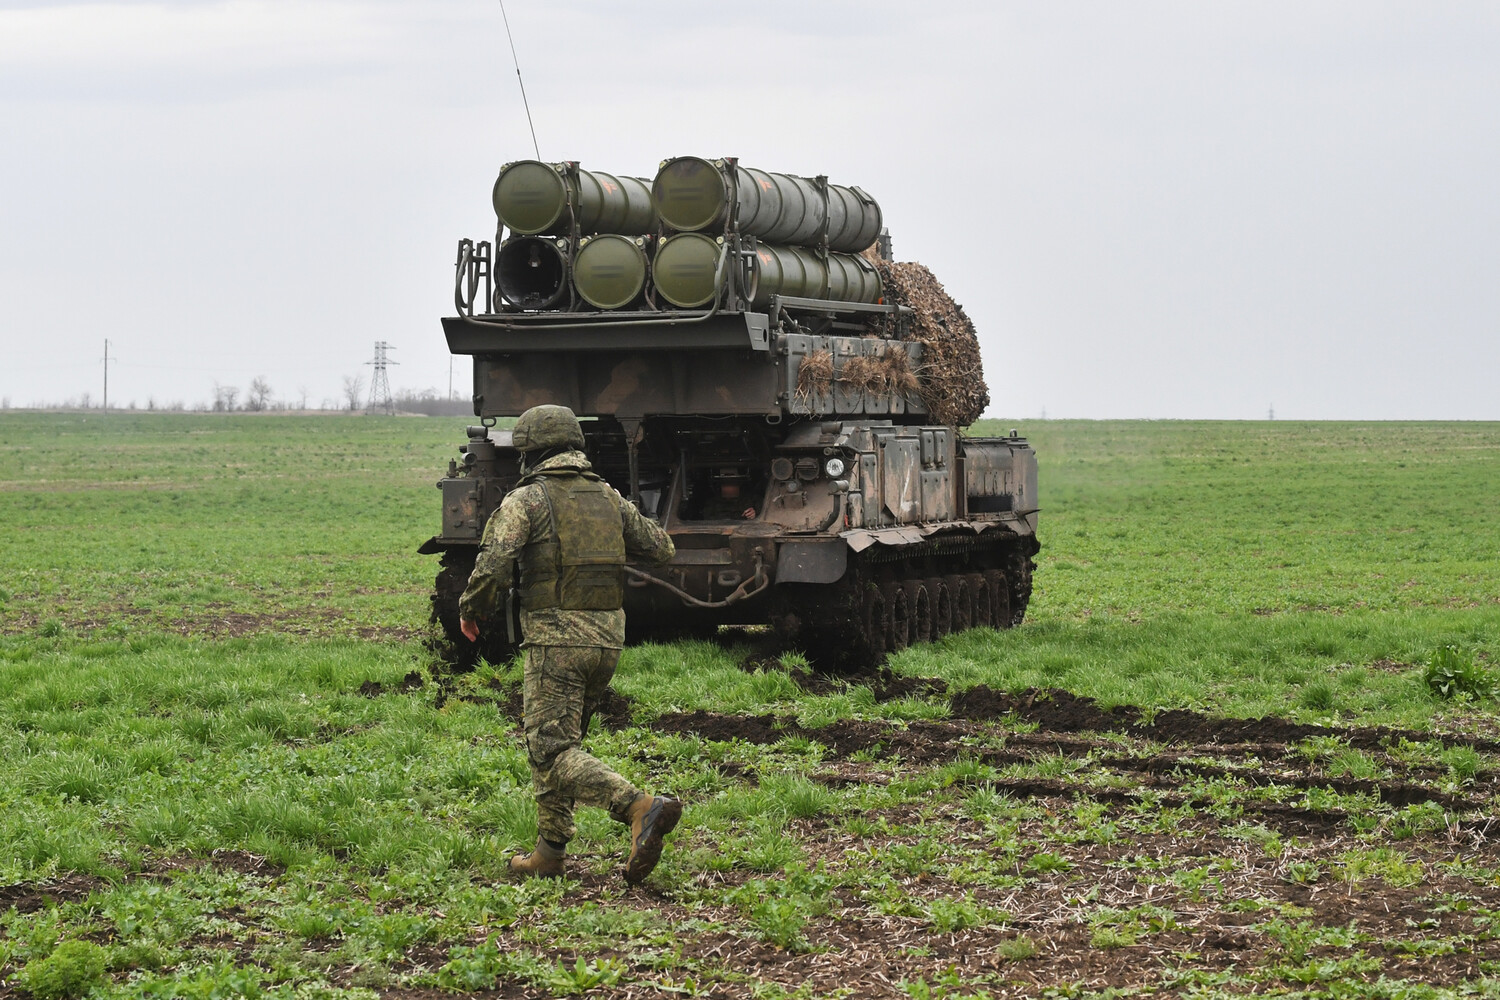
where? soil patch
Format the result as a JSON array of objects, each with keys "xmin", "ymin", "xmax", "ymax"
[
  {"xmin": 358, "ymin": 670, "xmax": 426, "ymax": 698},
  {"xmin": 0, "ymin": 874, "xmax": 107, "ymax": 914},
  {"xmin": 951, "ymin": 685, "xmax": 1500, "ymax": 753}
]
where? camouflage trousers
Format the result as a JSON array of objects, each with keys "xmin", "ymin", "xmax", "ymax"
[{"xmin": 522, "ymin": 644, "xmax": 642, "ymax": 844}]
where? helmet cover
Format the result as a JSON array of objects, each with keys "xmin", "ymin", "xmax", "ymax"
[{"xmin": 512, "ymin": 404, "xmax": 586, "ymax": 452}]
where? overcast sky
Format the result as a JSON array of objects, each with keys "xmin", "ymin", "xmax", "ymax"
[{"xmin": 2, "ymin": 1, "xmax": 1496, "ymax": 419}]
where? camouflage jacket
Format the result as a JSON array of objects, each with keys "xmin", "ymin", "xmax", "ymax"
[{"xmin": 459, "ymin": 450, "xmax": 675, "ymax": 648}]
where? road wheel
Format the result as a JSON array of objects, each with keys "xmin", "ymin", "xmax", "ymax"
[
  {"xmin": 969, "ymin": 573, "xmax": 991, "ymax": 628},
  {"xmin": 860, "ymin": 582, "xmax": 888, "ymax": 662},
  {"xmin": 430, "ymin": 548, "xmax": 518, "ymax": 669},
  {"xmin": 924, "ymin": 577, "xmax": 952, "ymax": 638},
  {"xmin": 901, "ymin": 579, "xmax": 931, "ymax": 645},
  {"xmin": 946, "ymin": 574, "xmax": 973, "ymax": 633},
  {"xmin": 984, "ymin": 569, "xmax": 1011, "ymax": 629},
  {"xmin": 882, "ymin": 581, "xmax": 910, "ymax": 652}
]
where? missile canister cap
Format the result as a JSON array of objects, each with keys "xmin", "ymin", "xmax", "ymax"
[
  {"xmin": 652, "ymin": 156, "xmax": 728, "ymax": 232},
  {"xmin": 652, "ymin": 233, "xmax": 722, "ymax": 308},
  {"xmin": 493, "ymin": 160, "xmax": 570, "ymax": 234},
  {"xmin": 573, "ymin": 234, "xmax": 647, "ymax": 309}
]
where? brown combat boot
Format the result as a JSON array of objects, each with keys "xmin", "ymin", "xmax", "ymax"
[
  {"xmin": 509, "ymin": 837, "xmax": 565, "ymax": 879},
  {"xmin": 624, "ymin": 795, "xmax": 682, "ymax": 885}
]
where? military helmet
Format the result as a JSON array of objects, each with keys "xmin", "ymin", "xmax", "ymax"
[{"xmin": 512, "ymin": 404, "xmax": 586, "ymax": 452}]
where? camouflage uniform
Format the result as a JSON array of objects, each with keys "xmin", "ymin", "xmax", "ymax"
[{"xmin": 459, "ymin": 449, "xmax": 674, "ymax": 845}]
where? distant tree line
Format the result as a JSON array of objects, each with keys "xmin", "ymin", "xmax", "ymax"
[{"xmin": 10, "ymin": 376, "xmax": 471, "ymax": 416}]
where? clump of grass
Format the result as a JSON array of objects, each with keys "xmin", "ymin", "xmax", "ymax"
[
  {"xmin": 1424, "ymin": 645, "xmax": 1495, "ymax": 700},
  {"xmin": 1090, "ymin": 925, "xmax": 1135, "ymax": 949},
  {"xmin": 1441, "ymin": 745, "xmax": 1482, "ymax": 782},
  {"xmin": 1338, "ymin": 847, "xmax": 1424, "ymax": 888},
  {"xmin": 1298, "ymin": 680, "xmax": 1336, "ymax": 712},
  {"xmin": 748, "ymin": 898, "xmax": 807, "ymax": 950},
  {"xmin": 427, "ymin": 939, "xmax": 552, "ymax": 992},
  {"xmin": 18, "ymin": 940, "xmax": 109, "ymax": 1000}
]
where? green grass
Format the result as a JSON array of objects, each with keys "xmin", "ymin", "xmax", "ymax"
[
  {"xmin": 2, "ymin": 413, "xmax": 1500, "ymax": 997},
  {"xmin": 0, "ymin": 412, "xmax": 466, "ymax": 635},
  {"xmin": 980, "ymin": 419, "xmax": 1500, "ymax": 620}
]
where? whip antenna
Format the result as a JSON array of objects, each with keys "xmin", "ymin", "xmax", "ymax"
[{"xmin": 498, "ymin": 0, "xmax": 541, "ymax": 159}]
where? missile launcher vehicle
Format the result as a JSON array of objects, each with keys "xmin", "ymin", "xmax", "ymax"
[{"xmin": 421, "ymin": 157, "xmax": 1039, "ymax": 667}]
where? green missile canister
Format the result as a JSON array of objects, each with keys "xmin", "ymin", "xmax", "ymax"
[
  {"xmin": 573, "ymin": 235, "xmax": 649, "ymax": 310},
  {"xmin": 651, "ymin": 233, "xmax": 724, "ymax": 308},
  {"xmin": 652, "ymin": 156, "xmax": 882, "ymax": 253},
  {"xmin": 496, "ymin": 235, "xmax": 570, "ymax": 309},
  {"xmin": 493, "ymin": 160, "xmax": 657, "ymax": 236},
  {"xmin": 746, "ymin": 244, "xmax": 883, "ymax": 308}
]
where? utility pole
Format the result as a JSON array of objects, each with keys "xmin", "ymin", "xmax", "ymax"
[
  {"xmin": 448, "ymin": 356, "xmax": 454, "ymax": 401},
  {"xmin": 1268, "ymin": 404, "xmax": 1275, "ymax": 421},
  {"xmin": 101, "ymin": 339, "xmax": 117, "ymax": 411},
  {"xmin": 365, "ymin": 341, "xmax": 397, "ymax": 415}
]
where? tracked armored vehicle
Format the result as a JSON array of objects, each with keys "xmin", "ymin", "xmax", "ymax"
[{"xmin": 421, "ymin": 157, "xmax": 1038, "ymax": 667}]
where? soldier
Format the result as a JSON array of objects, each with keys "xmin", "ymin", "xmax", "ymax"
[{"xmin": 458, "ymin": 404, "xmax": 680, "ymax": 884}]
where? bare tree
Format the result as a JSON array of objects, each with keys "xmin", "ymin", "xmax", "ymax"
[
  {"xmin": 247, "ymin": 376, "xmax": 273, "ymax": 412},
  {"xmin": 297, "ymin": 385, "xmax": 310, "ymax": 411},
  {"xmin": 79, "ymin": 392, "xmax": 92, "ymax": 410},
  {"xmin": 342, "ymin": 374, "xmax": 365, "ymax": 412}
]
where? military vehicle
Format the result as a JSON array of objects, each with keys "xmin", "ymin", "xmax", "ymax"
[{"xmin": 420, "ymin": 156, "xmax": 1039, "ymax": 667}]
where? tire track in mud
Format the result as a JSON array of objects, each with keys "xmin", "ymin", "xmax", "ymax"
[
  {"xmin": 647, "ymin": 684, "xmax": 1500, "ymax": 830},
  {"xmin": 951, "ymin": 685, "xmax": 1500, "ymax": 754}
]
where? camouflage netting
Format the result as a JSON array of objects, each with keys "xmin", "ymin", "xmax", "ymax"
[{"xmin": 864, "ymin": 253, "xmax": 990, "ymax": 427}]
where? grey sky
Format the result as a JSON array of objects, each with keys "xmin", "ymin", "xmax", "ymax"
[{"xmin": 2, "ymin": 1, "xmax": 1496, "ymax": 418}]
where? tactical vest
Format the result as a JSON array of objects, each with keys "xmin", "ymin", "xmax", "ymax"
[{"xmin": 517, "ymin": 469, "xmax": 627, "ymax": 612}]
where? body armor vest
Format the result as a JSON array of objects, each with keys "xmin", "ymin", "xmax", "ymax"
[{"xmin": 517, "ymin": 469, "xmax": 627, "ymax": 612}]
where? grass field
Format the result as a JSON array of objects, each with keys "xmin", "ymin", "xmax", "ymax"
[{"xmin": 2, "ymin": 412, "xmax": 1499, "ymax": 998}]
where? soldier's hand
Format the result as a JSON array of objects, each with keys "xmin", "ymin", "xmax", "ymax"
[{"xmin": 460, "ymin": 617, "xmax": 480, "ymax": 642}]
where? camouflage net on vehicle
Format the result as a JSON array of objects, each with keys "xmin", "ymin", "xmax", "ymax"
[{"xmin": 864, "ymin": 254, "xmax": 990, "ymax": 427}]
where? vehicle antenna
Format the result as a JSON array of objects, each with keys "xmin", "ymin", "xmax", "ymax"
[{"xmin": 497, "ymin": 0, "xmax": 541, "ymax": 160}]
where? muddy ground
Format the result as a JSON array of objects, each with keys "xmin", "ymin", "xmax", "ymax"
[
  {"xmin": 390, "ymin": 670, "xmax": 1500, "ymax": 995},
  {"xmin": 8, "ymin": 668, "xmax": 1500, "ymax": 998}
]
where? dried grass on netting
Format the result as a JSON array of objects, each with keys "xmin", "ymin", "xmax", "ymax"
[
  {"xmin": 839, "ymin": 354, "xmax": 888, "ymax": 395},
  {"xmin": 861, "ymin": 252, "xmax": 990, "ymax": 426},
  {"xmin": 839, "ymin": 350, "xmax": 924, "ymax": 403},
  {"xmin": 793, "ymin": 349, "xmax": 835, "ymax": 408},
  {"xmin": 880, "ymin": 346, "xmax": 921, "ymax": 399},
  {"xmin": 797, "ymin": 347, "xmax": 922, "ymax": 408}
]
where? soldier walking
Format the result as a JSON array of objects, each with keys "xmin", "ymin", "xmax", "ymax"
[{"xmin": 459, "ymin": 404, "xmax": 680, "ymax": 884}]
